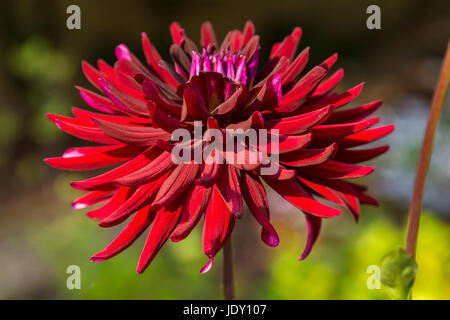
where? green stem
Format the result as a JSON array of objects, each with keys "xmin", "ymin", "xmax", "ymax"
[
  {"xmin": 223, "ymin": 237, "xmax": 235, "ymax": 300},
  {"xmin": 405, "ymin": 39, "xmax": 450, "ymax": 259}
]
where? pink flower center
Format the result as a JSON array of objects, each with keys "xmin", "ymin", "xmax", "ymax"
[{"xmin": 189, "ymin": 46, "xmax": 248, "ymax": 85}]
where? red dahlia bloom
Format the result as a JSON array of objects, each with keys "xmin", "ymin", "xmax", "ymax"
[{"xmin": 45, "ymin": 21, "xmax": 393, "ymax": 274}]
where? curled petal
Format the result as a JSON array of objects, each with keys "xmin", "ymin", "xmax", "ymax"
[{"xmin": 298, "ymin": 214, "xmax": 321, "ymax": 260}]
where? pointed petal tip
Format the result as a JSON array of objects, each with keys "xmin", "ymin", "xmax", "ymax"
[
  {"xmin": 45, "ymin": 113, "xmax": 57, "ymax": 122},
  {"xmin": 262, "ymin": 231, "xmax": 280, "ymax": 247},
  {"xmin": 297, "ymin": 253, "xmax": 308, "ymax": 261},
  {"xmin": 71, "ymin": 202, "xmax": 87, "ymax": 210},
  {"xmin": 136, "ymin": 267, "xmax": 145, "ymax": 274},
  {"xmin": 115, "ymin": 44, "xmax": 132, "ymax": 61},
  {"xmin": 169, "ymin": 236, "xmax": 182, "ymax": 243},
  {"xmin": 90, "ymin": 255, "xmax": 106, "ymax": 262},
  {"xmin": 200, "ymin": 258, "xmax": 214, "ymax": 274},
  {"xmin": 292, "ymin": 27, "xmax": 302, "ymax": 39},
  {"xmin": 136, "ymin": 261, "xmax": 148, "ymax": 274}
]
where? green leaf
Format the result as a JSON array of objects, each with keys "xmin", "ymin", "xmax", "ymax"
[{"xmin": 380, "ymin": 247, "xmax": 418, "ymax": 300}]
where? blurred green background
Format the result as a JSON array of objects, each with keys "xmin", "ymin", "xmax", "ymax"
[{"xmin": 0, "ymin": 0, "xmax": 449, "ymax": 299}]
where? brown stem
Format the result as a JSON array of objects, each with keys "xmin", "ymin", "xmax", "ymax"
[
  {"xmin": 406, "ymin": 39, "xmax": 450, "ymax": 258},
  {"xmin": 223, "ymin": 237, "xmax": 235, "ymax": 300}
]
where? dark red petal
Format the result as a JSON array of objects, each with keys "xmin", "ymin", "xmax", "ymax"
[
  {"xmin": 81, "ymin": 60, "xmax": 101, "ymax": 90},
  {"xmin": 298, "ymin": 214, "xmax": 321, "ymax": 260},
  {"xmin": 147, "ymin": 101, "xmax": 190, "ymax": 133},
  {"xmin": 99, "ymin": 78, "xmax": 148, "ymax": 116},
  {"xmin": 334, "ymin": 145, "xmax": 389, "ymax": 163},
  {"xmin": 254, "ymin": 56, "xmax": 289, "ymax": 88},
  {"xmin": 151, "ymin": 163, "xmax": 199, "ymax": 210},
  {"xmin": 332, "ymin": 180, "xmax": 361, "ymax": 221},
  {"xmin": 281, "ymin": 47, "xmax": 310, "ymax": 86},
  {"xmin": 217, "ymin": 165, "xmax": 243, "ymax": 218},
  {"xmin": 170, "ymin": 44, "xmax": 191, "ymax": 77},
  {"xmin": 304, "ymin": 83, "xmax": 364, "ymax": 112},
  {"xmin": 212, "ymin": 87, "xmax": 246, "ymax": 118},
  {"xmin": 71, "ymin": 146, "xmax": 161, "ymax": 191},
  {"xmin": 265, "ymin": 105, "xmax": 332, "ymax": 135},
  {"xmin": 337, "ymin": 125, "xmax": 395, "ymax": 148},
  {"xmin": 258, "ymin": 161, "xmax": 296, "ymax": 180},
  {"xmin": 197, "ymin": 151, "xmax": 224, "ymax": 187},
  {"xmin": 241, "ymin": 173, "xmax": 279, "ymax": 247},
  {"xmin": 297, "ymin": 176, "xmax": 345, "ymax": 206},
  {"xmin": 136, "ymin": 203, "xmax": 183, "ymax": 273},
  {"xmin": 304, "ymin": 178, "xmax": 361, "ymax": 221},
  {"xmin": 45, "ymin": 144, "xmax": 139, "ymax": 171},
  {"xmin": 327, "ymin": 100, "xmax": 383, "ymax": 124},
  {"xmin": 72, "ymin": 107, "xmax": 151, "ymax": 126},
  {"xmin": 280, "ymin": 143, "xmax": 337, "ymax": 167},
  {"xmin": 263, "ymin": 177, "xmax": 342, "ymax": 218},
  {"xmin": 102, "ymin": 60, "xmax": 145, "ymax": 99},
  {"xmin": 271, "ymin": 27, "xmax": 302, "ymax": 61},
  {"xmin": 180, "ymin": 86, "xmax": 210, "ymax": 121},
  {"xmin": 142, "ymin": 78, "xmax": 182, "ymax": 116},
  {"xmin": 357, "ymin": 192, "xmax": 379, "ymax": 206},
  {"xmin": 257, "ymin": 133, "xmax": 312, "ymax": 154},
  {"xmin": 86, "ymin": 187, "xmax": 134, "ymax": 220},
  {"xmin": 310, "ymin": 68, "xmax": 344, "ymax": 99},
  {"xmin": 99, "ymin": 172, "xmax": 169, "ymax": 227},
  {"xmin": 115, "ymin": 151, "xmax": 175, "ymax": 187},
  {"xmin": 202, "ymin": 185, "xmax": 236, "ymax": 270},
  {"xmin": 299, "ymin": 160, "xmax": 374, "ymax": 179},
  {"xmin": 320, "ymin": 53, "xmax": 338, "ymax": 71},
  {"xmin": 141, "ymin": 32, "xmax": 179, "ymax": 89},
  {"xmin": 77, "ymin": 86, "xmax": 124, "ymax": 115},
  {"xmin": 94, "ymin": 118, "xmax": 171, "ymax": 146},
  {"xmin": 277, "ymin": 66, "xmax": 328, "ymax": 112},
  {"xmin": 311, "ymin": 117, "xmax": 380, "ymax": 143},
  {"xmin": 170, "ymin": 185, "xmax": 212, "ymax": 242},
  {"xmin": 52, "ymin": 119, "xmax": 120, "ymax": 145},
  {"xmin": 91, "ymin": 205, "xmax": 155, "ymax": 262}
]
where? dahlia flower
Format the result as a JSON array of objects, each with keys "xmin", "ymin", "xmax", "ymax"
[{"xmin": 45, "ymin": 21, "xmax": 393, "ymax": 274}]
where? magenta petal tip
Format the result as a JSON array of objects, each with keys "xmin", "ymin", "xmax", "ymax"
[{"xmin": 200, "ymin": 258, "xmax": 214, "ymax": 274}]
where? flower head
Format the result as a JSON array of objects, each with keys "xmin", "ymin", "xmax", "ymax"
[{"xmin": 45, "ymin": 21, "xmax": 393, "ymax": 274}]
